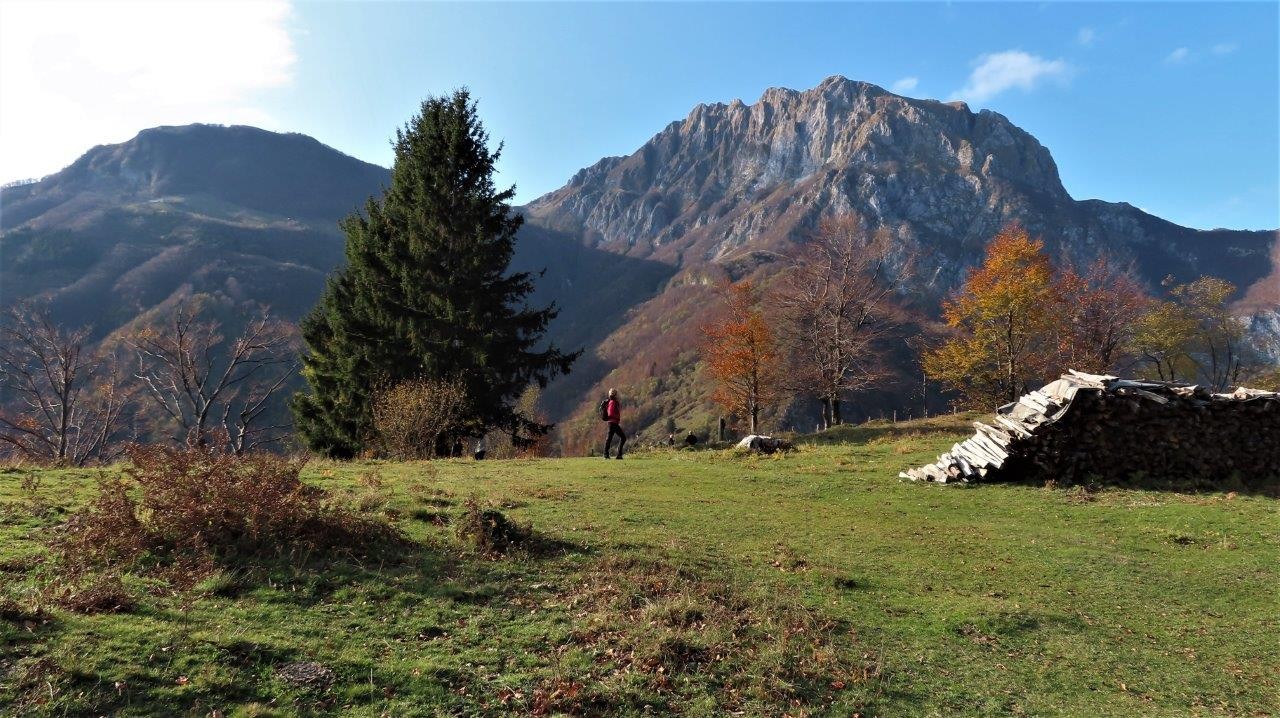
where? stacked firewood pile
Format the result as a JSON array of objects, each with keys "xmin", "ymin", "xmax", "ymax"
[{"xmin": 900, "ymin": 370, "xmax": 1280, "ymax": 491}]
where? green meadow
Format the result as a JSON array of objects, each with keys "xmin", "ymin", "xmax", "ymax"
[{"xmin": 2, "ymin": 415, "xmax": 1277, "ymax": 717}]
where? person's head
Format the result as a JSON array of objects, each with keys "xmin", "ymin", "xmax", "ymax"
[{"xmin": 608, "ymin": 388, "xmax": 618, "ymax": 399}]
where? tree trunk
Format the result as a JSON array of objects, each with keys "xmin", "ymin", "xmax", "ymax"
[
  {"xmin": 831, "ymin": 398, "xmax": 843, "ymax": 426},
  {"xmin": 1006, "ymin": 311, "xmax": 1017, "ymax": 404},
  {"xmin": 433, "ymin": 432, "xmax": 452, "ymax": 459}
]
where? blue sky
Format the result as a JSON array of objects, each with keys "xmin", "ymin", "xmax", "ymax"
[{"xmin": 2, "ymin": 1, "xmax": 1277, "ymax": 230}]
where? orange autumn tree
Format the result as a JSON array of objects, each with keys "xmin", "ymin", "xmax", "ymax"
[
  {"xmin": 700, "ymin": 281, "xmax": 782, "ymax": 434},
  {"xmin": 923, "ymin": 224, "xmax": 1059, "ymax": 409}
]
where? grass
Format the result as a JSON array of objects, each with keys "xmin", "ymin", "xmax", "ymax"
[{"xmin": 1, "ymin": 414, "xmax": 1277, "ymax": 716}]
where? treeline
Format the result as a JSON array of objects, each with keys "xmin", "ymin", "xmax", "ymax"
[
  {"xmin": 698, "ymin": 222, "xmax": 1279, "ymax": 434},
  {"xmin": 923, "ymin": 224, "xmax": 1277, "ymax": 408},
  {"xmin": 5, "ymin": 218, "xmax": 1272, "ymax": 464}
]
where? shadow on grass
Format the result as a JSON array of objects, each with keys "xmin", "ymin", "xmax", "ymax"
[
  {"xmin": 994, "ymin": 456, "xmax": 1280, "ymax": 497},
  {"xmin": 8, "ymin": 644, "xmax": 334, "ymax": 717}
]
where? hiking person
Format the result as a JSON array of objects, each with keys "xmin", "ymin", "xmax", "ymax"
[{"xmin": 601, "ymin": 388, "xmax": 626, "ymax": 459}]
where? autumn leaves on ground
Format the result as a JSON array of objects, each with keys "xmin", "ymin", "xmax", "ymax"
[{"xmin": 3, "ymin": 416, "xmax": 1278, "ymax": 717}]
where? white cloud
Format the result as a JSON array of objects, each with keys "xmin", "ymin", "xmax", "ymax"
[
  {"xmin": 1165, "ymin": 47, "xmax": 1191, "ymax": 64},
  {"xmin": 0, "ymin": 0, "xmax": 296, "ymax": 183},
  {"xmin": 891, "ymin": 76, "xmax": 920, "ymax": 94},
  {"xmin": 1077, "ymin": 27, "xmax": 1096, "ymax": 46},
  {"xmin": 1211, "ymin": 42, "xmax": 1239, "ymax": 55},
  {"xmin": 950, "ymin": 50, "xmax": 1071, "ymax": 104}
]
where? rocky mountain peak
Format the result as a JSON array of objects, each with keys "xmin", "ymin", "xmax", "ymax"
[{"xmin": 526, "ymin": 75, "xmax": 1070, "ymax": 263}]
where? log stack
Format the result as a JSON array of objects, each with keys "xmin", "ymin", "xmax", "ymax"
[{"xmin": 900, "ymin": 371, "xmax": 1280, "ymax": 491}]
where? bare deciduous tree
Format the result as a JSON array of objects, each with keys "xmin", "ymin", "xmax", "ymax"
[
  {"xmin": 777, "ymin": 218, "xmax": 908, "ymax": 427},
  {"xmin": 0, "ymin": 303, "xmax": 132, "ymax": 465},
  {"xmin": 1054, "ymin": 254, "xmax": 1150, "ymax": 375},
  {"xmin": 128, "ymin": 303, "xmax": 298, "ymax": 453}
]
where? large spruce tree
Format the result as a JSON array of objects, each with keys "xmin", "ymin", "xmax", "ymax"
[{"xmin": 292, "ymin": 90, "xmax": 578, "ymax": 458}]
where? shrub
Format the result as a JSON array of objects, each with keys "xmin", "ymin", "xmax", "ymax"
[
  {"xmin": 370, "ymin": 377, "xmax": 469, "ymax": 459},
  {"xmin": 53, "ymin": 475, "xmax": 148, "ymax": 571},
  {"xmin": 456, "ymin": 497, "xmax": 530, "ymax": 555},
  {"xmin": 125, "ymin": 446, "xmax": 324, "ymax": 554},
  {"xmin": 52, "ymin": 446, "xmax": 400, "ymax": 584}
]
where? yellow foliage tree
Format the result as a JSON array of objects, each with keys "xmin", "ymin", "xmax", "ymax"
[
  {"xmin": 1134, "ymin": 276, "xmax": 1256, "ymax": 390},
  {"xmin": 923, "ymin": 224, "xmax": 1059, "ymax": 409},
  {"xmin": 1132, "ymin": 297, "xmax": 1200, "ymax": 382}
]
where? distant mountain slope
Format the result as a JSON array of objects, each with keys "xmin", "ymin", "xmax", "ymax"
[
  {"xmin": 0, "ymin": 124, "xmax": 657, "ymax": 353},
  {"xmin": 526, "ymin": 76, "xmax": 1278, "ymax": 439},
  {"xmin": 0, "ymin": 125, "xmax": 391, "ymax": 338},
  {"xmin": 0, "ymin": 124, "xmax": 671, "ymax": 425}
]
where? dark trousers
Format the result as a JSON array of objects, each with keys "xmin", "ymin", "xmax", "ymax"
[{"xmin": 605, "ymin": 422, "xmax": 626, "ymax": 457}]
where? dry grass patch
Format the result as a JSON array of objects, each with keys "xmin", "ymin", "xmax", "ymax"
[
  {"xmin": 558, "ymin": 553, "xmax": 881, "ymax": 715},
  {"xmin": 48, "ymin": 574, "xmax": 135, "ymax": 615}
]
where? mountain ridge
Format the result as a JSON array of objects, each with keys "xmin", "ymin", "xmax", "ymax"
[
  {"xmin": 527, "ymin": 76, "xmax": 1271, "ymax": 284},
  {"xmin": 0, "ymin": 124, "xmax": 392, "ymax": 339}
]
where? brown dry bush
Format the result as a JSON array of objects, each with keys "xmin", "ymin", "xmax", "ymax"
[
  {"xmin": 52, "ymin": 475, "xmax": 148, "ymax": 572},
  {"xmin": 370, "ymin": 377, "xmax": 468, "ymax": 459},
  {"xmin": 127, "ymin": 446, "xmax": 321, "ymax": 551},
  {"xmin": 51, "ymin": 446, "xmax": 402, "ymax": 585}
]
